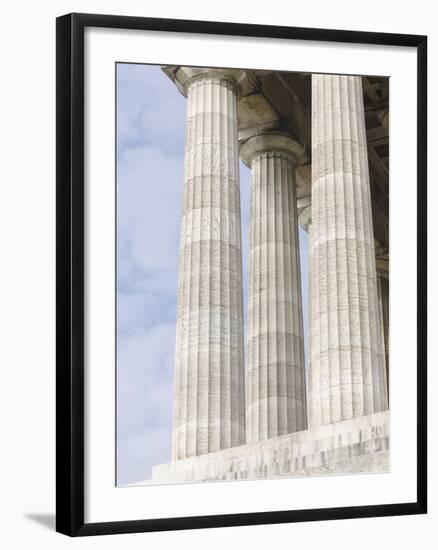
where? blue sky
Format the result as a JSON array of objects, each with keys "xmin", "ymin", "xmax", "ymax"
[{"xmin": 116, "ymin": 63, "xmax": 308, "ymax": 485}]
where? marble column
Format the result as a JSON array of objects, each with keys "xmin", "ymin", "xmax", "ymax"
[
  {"xmin": 241, "ymin": 133, "xmax": 307, "ymax": 443},
  {"xmin": 376, "ymin": 258, "xmax": 389, "ymax": 398},
  {"xmin": 309, "ymin": 75, "xmax": 388, "ymax": 429},
  {"xmin": 172, "ymin": 68, "xmax": 245, "ymax": 460}
]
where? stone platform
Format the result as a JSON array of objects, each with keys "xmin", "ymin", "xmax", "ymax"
[{"xmin": 145, "ymin": 411, "xmax": 389, "ymax": 485}]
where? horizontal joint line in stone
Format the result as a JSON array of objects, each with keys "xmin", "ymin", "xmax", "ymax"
[
  {"xmin": 247, "ymin": 363, "xmax": 306, "ymax": 371},
  {"xmin": 310, "ymin": 346, "xmax": 379, "ymax": 357},
  {"xmin": 178, "ymin": 241, "xmax": 241, "ymax": 254},
  {"xmin": 248, "ymin": 331, "xmax": 304, "ymax": 341}
]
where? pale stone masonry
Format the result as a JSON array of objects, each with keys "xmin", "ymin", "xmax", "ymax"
[
  {"xmin": 376, "ymin": 258, "xmax": 389, "ymax": 395},
  {"xmin": 134, "ymin": 67, "xmax": 390, "ymax": 485},
  {"xmin": 172, "ymin": 68, "xmax": 246, "ymax": 460},
  {"xmin": 153, "ymin": 411, "xmax": 389, "ymax": 483},
  {"xmin": 241, "ymin": 134, "xmax": 307, "ymax": 443},
  {"xmin": 308, "ymin": 75, "xmax": 388, "ymax": 429}
]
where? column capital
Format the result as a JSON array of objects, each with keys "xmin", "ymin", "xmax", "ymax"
[
  {"xmin": 376, "ymin": 255, "xmax": 389, "ymax": 278},
  {"xmin": 298, "ymin": 204, "xmax": 312, "ymax": 233},
  {"xmin": 239, "ymin": 132, "xmax": 306, "ymax": 168},
  {"xmin": 164, "ymin": 65, "xmax": 243, "ymax": 97}
]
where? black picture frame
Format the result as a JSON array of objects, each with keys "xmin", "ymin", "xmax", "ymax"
[{"xmin": 56, "ymin": 12, "xmax": 427, "ymax": 537}]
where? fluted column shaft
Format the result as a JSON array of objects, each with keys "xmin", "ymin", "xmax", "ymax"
[
  {"xmin": 241, "ymin": 134, "xmax": 307, "ymax": 443},
  {"xmin": 376, "ymin": 268, "xmax": 389, "ymax": 397},
  {"xmin": 172, "ymin": 70, "xmax": 245, "ymax": 460},
  {"xmin": 309, "ymin": 75, "xmax": 388, "ymax": 429}
]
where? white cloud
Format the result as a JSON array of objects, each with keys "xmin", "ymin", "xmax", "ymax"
[
  {"xmin": 117, "ymin": 322, "xmax": 176, "ymax": 483},
  {"xmin": 117, "ymin": 63, "xmax": 186, "ymax": 157},
  {"xmin": 116, "ymin": 64, "xmax": 184, "ymax": 484}
]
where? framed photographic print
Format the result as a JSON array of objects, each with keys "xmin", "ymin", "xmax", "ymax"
[{"xmin": 56, "ymin": 12, "xmax": 427, "ymax": 536}]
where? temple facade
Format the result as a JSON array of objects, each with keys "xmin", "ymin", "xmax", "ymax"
[{"xmin": 149, "ymin": 66, "xmax": 389, "ymax": 484}]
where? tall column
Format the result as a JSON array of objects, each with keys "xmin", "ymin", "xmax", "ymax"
[
  {"xmin": 309, "ymin": 75, "xmax": 388, "ymax": 429},
  {"xmin": 172, "ymin": 68, "xmax": 245, "ymax": 460},
  {"xmin": 376, "ymin": 257, "xmax": 389, "ymax": 398},
  {"xmin": 241, "ymin": 133, "xmax": 307, "ymax": 443}
]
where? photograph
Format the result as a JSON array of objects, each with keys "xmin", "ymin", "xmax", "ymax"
[
  {"xmin": 0, "ymin": 0, "xmax": 431, "ymax": 544},
  {"xmin": 116, "ymin": 63, "xmax": 390, "ymax": 487}
]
